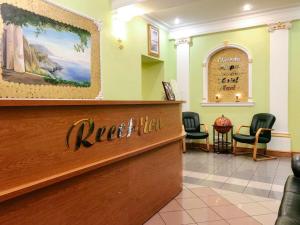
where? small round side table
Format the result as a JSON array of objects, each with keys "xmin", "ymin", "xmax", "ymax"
[{"xmin": 212, "ymin": 125, "xmax": 233, "ymax": 154}]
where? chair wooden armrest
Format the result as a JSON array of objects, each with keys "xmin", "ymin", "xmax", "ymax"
[
  {"xmin": 200, "ymin": 124, "xmax": 208, "ymax": 133},
  {"xmin": 237, "ymin": 125, "xmax": 250, "ymax": 134},
  {"xmin": 181, "ymin": 125, "xmax": 186, "ymax": 136},
  {"xmin": 181, "ymin": 125, "xmax": 186, "ymax": 153},
  {"xmin": 255, "ymin": 128, "xmax": 274, "ymax": 141}
]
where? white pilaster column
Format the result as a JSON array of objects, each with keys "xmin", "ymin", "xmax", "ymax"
[
  {"xmin": 175, "ymin": 38, "xmax": 191, "ymax": 111},
  {"xmin": 268, "ymin": 22, "xmax": 292, "ymax": 152}
]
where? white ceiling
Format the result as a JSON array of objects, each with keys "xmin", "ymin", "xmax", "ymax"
[{"xmin": 112, "ymin": 0, "xmax": 300, "ymax": 29}]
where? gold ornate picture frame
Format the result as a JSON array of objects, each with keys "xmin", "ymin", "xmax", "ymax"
[
  {"xmin": 0, "ymin": 0, "xmax": 101, "ymax": 99},
  {"xmin": 147, "ymin": 24, "xmax": 159, "ymax": 58}
]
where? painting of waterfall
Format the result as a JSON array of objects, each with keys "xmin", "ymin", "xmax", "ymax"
[{"xmin": 0, "ymin": 3, "xmax": 91, "ymax": 87}]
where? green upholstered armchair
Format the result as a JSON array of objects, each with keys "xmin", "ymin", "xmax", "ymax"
[
  {"xmin": 182, "ymin": 112, "xmax": 210, "ymax": 152},
  {"xmin": 233, "ymin": 113, "xmax": 276, "ymax": 161}
]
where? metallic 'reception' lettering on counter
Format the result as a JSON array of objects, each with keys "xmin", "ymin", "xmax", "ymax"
[{"xmin": 66, "ymin": 116, "xmax": 161, "ymax": 151}]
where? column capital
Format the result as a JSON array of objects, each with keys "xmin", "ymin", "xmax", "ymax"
[
  {"xmin": 175, "ymin": 37, "xmax": 192, "ymax": 46},
  {"xmin": 268, "ymin": 22, "xmax": 292, "ymax": 32}
]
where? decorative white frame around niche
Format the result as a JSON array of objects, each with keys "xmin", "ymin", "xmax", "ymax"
[{"xmin": 202, "ymin": 43, "xmax": 255, "ymax": 107}]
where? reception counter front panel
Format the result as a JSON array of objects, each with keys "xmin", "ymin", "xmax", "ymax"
[{"xmin": 0, "ymin": 100, "xmax": 183, "ymax": 225}]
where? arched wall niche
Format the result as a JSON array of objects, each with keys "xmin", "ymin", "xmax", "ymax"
[{"xmin": 202, "ymin": 43, "xmax": 254, "ymax": 107}]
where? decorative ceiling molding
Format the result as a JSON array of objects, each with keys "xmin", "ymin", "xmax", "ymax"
[
  {"xmin": 268, "ymin": 21, "xmax": 292, "ymax": 32},
  {"xmin": 175, "ymin": 37, "xmax": 192, "ymax": 46},
  {"xmin": 142, "ymin": 15, "xmax": 169, "ymax": 32},
  {"xmin": 169, "ymin": 6, "xmax": 300, "ymax": 39}
]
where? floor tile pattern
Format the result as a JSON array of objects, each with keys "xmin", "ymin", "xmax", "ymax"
[
  {"xmin": 144, "ymin": 151, "xmax": 291, "ymax": 225},
  {"xmin": 183, "ymin": 151, "xmax": 291, "ymax": 200},
  {"xmin": 144, "ymin": 186, "xmax": 279, "ymax": 225}
]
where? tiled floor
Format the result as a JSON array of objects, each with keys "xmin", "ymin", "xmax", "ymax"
[
  {"xmin": 144, "ymin": 150, "xmax": 292, "ymax": 225},
  {"xmin": 145, "ymin": 186, "xmax": 279, "ymax": 225},
  {"xmin": 183, "ymin": 150, "xmax": 291, "ymax": 199}
]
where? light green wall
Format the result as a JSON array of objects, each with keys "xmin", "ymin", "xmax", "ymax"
[
  {"xmin": 165, "ymin": 40, "xmax": 177, "ymax": 81},
  {"xmin": 51, "ymin": 0, "xmax": 175, "ymax": 100},
  {"xmin": 289, "ymin": 20, "xmax": 300, "ymax": 152},
  {"xmin": 142, "ymin": 58, "xmax": 164, "ymax": 100},
  {"xmin": 190, "ymin": 26, "xmax": 270, "ymax": 145}
]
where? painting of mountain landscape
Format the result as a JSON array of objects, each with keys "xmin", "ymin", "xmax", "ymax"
[{"xmin": 0, "ymin": 3, "xmax": 91, "ymax": 87}]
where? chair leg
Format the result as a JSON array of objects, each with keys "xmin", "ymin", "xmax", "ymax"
[
  {"xmin": 254, "ymin": 144, "xmax": 277, "ymax": 161},
  {"xmin": 182, "ymin": 138, "xmax": 186, "ymax": 153},
  {"xmin": 235, "ymin": 141, "xmax": 276, "ymax": 161},
  {"xmin": 233, "ymin": 140, "xmax": 237, "ymax": 155},
  {"xmin": 253, "ymin": 143, "xmax": 258, "ymax": 161},
  {"xmin": 206, "ymin": 137, "xmax": 210, "ymax": 152}
]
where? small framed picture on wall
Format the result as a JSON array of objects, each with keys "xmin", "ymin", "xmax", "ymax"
[{"xmin": 148, "ymin": 24, "xmax": 160, "ymax": 57}]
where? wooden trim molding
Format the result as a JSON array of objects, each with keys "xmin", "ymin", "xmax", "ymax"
[{"xmin": 272, "ymin": 132, "xmax": 291, "ymax": 138}]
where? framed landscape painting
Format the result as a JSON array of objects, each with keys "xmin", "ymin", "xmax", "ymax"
[
  {"xmin": 0, "ymin": 0, "xmax": 101, "ymax": 99},
  {"xmin": 147, "ymin": 24, "xmax": 159, "ymax": 58}
]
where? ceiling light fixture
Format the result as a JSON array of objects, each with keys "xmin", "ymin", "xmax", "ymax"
[
  {"xmin": 243, "ymin": 4, "xmax": 253, "ymax": 11},
  {"xmin": 174, "ymin": 18, "xmax": 180, "ymax": 25}
]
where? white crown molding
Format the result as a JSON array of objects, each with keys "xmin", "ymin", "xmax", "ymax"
[
  {"xmin": 141, "ymin": 15, "xmax": 169, "ymax": 32},
  {"xmin": 169, "ymin": 6, "xmax": 300, "ymax": 39}
]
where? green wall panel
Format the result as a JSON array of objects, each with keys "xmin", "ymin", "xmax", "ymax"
[{"xmin": 290, "ymin": 20, "xmax": 300, "ymax": 152}]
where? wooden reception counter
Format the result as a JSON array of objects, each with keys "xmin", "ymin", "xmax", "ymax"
[{"xmin": 0, "ymin": 100, "xmax": 183, "ymax": 225}]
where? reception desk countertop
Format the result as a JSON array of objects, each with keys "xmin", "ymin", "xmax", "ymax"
[{"xmin": 0, "ymin": 99, "xmax": 184, "ymax": 107}]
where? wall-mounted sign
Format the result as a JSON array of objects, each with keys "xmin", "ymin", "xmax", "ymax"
[
  {"xmin": 208, "ymin": 47, "xmax": 249, "ymax": 103},
  {"xmin": 0, "ymin": 0, "xmax": 101, "ymax": 99}
]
